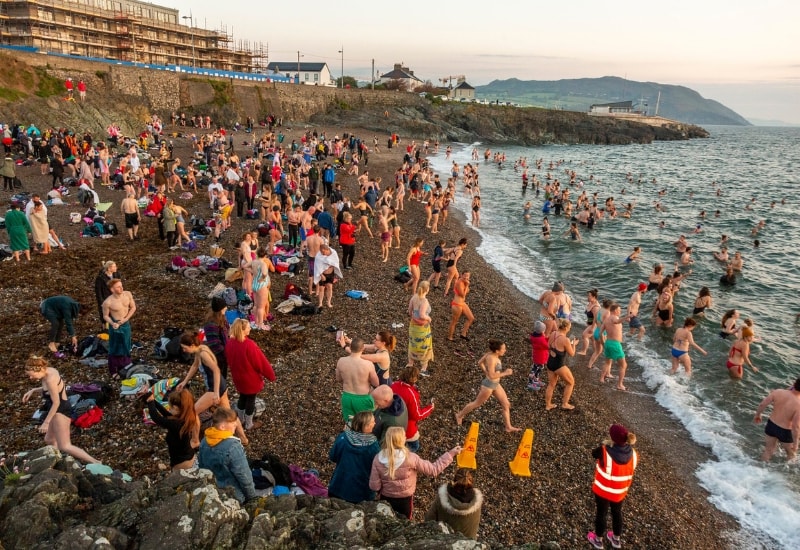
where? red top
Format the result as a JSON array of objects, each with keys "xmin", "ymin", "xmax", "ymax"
[
  {"xmin": 409, "ymin": 250, "xmax": 422, "ymax": 266},
  {"xmin": 339, "ymin": 222, "xmax": 356, "ymax": 245},
  {"xmin": 390, "ymin": 380, "xmax": 434, "ymax": 439},
  {"xmin": 77, "ymin": 81, "xmax": 87, "ymax": 92},
  {"xmin": 225, "ymin": 337, "xmax": 276, "ymax": 394},
  {"xmin": 529, "ymin": 332, "xmax": 549, "ymax": 365}
]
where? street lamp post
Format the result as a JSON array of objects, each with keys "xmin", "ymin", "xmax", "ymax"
[
  {"xmin": 181, "ymin": 13, "xmax": 195, "ymax": 70},
  {"xmin": 338, "ymin": 46, "xmax": 343, "ymax": 88}
]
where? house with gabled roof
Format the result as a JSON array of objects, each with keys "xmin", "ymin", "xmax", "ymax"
[
  {"xmin": 379, "ymin": 63, "xmax": 423, "ymax": 90},
  {"xmin": 266, "ymin": 61, "xmax": 334, "ymax": 85},
  {"xmin": 451, "ymin": 80, "xmax": 475, "ymax": 100}
]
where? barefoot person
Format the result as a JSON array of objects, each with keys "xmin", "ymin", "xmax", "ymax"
[
  {"xmin": 442, "ymin": 238, "xmax": 468, "ymax": 296},
  {"xmin": 669, "ymin": 318, "xmax": 707, "ymax": 376},
  {"xmin": 725, "ymin": 326, "xmax": 757, "ymax": 380},
  {"xmin": 336, "ymin": 337, "xmax": 379, "ymax": 423},
  {"xmin": 599, "ymin": 303, "xmax": 628, "ymax": 390},
  {"xmin": 627, "ymin": 283, "xmax": 646, "ymax": 340},
  {"xmin": 753, "ymin": 377, "xmax": 800, "ymax": 462},
  {"xmin": 455, "ymin": 340, "xmax": 520, "ymax": 432},
  {"xmin": 544, "ymin": 319, "xmax": 578, "ymax": 410},
  {"xmin": 102, "ymin": 279, "xmax": 136, "ymax": 379},
  {"xmin": 23, "ymin": 356, "xmax": 100, "ymax": 464},
  {"xmin": 448, "ymin": 272, "xmax": 475, "ymax": 341},
  {"xmin": 407, "ymin": 281, "xmax": 434, "ymax": 376},
  {"xmin": 120, "ymin": 192, "xmax": 140, "ymax": 241}
]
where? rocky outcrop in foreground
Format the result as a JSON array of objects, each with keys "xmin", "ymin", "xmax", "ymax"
[{"xmin": 0, "ymin": 447, "xmax": 554, "ymax": 550}]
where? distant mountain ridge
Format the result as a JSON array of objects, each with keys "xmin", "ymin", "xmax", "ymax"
[{"xmin": 475, "ymin": 76, "xmax": 750, "ymax": 126}]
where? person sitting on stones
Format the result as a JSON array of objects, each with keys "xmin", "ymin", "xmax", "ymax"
[
  {"xmin": 197, "ymin": 407, "xmax": 255, "ymax": 504},
  {"xmin": 424, "ymin": 468, "xmax": 483, "ymax": 540}
]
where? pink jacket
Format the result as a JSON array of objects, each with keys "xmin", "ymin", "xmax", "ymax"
[{"xmin": 369, "ymin": 448, "xmax": 457, "ymax": 498}]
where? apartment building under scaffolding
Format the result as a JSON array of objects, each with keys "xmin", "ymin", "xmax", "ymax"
[{"xmin": 0, "ymin": 0, "xmax": 267, "ymax": 72}]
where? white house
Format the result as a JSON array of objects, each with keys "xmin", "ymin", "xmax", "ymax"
[
  {"xmin": 379, "ymin": 63, "xmax": 424, "ymax": 90},
  {"xmin": 451, "ymin": 81, "xmax": 475, "ymax": 100},
  {"xmin": 266, "ymin": 62, "xmax": 334, "ymax": 86}
]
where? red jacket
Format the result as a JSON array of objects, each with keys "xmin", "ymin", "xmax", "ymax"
[
  {"xmin": 339, "ymin": 222, "xmax": 356, "ymax": 245},
  {"xmin": 225, "ymin": 338, "xmax": 276, "ymax": 394},
  {"xmin": 530, "ymin": 332, "xmax": 549, "ymax": 365},
  {"xmin": 391, "ymin": 380, "xmax": 433, "ymax": 439}
]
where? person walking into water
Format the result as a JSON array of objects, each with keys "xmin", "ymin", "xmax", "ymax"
[{"xmin": 753, "ymin": 377, "xmax": 800, "ymax": 462}]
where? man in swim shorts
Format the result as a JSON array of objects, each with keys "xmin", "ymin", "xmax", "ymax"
[
  {"xmin": 600, "ymin": 303, "xmax": 628, "ymax": 391},
  {"xmin": 753, "ymin": 377, "xmax": 800, "ymax": 462},
  {"xmin": 335, "ymin": 337, "xmax": 379, "ymax": 423},
  {"xmin": 627, "ymin": 283, "xmax": 646, "ymax": 340}
]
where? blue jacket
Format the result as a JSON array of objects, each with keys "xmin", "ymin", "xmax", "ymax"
[
  {"xmin": 323, "ymin": 167, "xmax": 335, "ymax": 184},
  {"xmin": 328, "ymin": 428, "xmax": 380, "ymax": 503},
  {"xmin": 198, "ymin": 428, "xmax": 255, "ymax": 503}
]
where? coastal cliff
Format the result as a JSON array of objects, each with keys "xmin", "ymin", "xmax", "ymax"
[{"xmin": 0, "ymin": 51, "xmax": 706, "ymax": 145}]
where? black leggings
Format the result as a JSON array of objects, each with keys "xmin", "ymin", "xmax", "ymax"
[
  {"xmin": 2, "ymin": 176, "xmax": 13, "ymax": 190},
  {"xmin": 41, "ymin": 307, "xmax": 65, "ymax": 343},
  {"xmin": 166, "ymin": 231, "xmax": 177, "ymax": 248},
  {"xmin": 237, "ymin": 393, "xmax": 257, "ymax": 415},
  {"xmin": 594, "ymin": 493, "xmax": 623, "ymax": 537},
  {"xmin": 288, "ymin": 224, "xmax": 300, "ymax": 247},
  {"xmin": 380, "ymin": 494, "xmax": 413, "ymax": 519},
  {"xmin": 341, "ymin": 244, "xmax": 355, "ymax": 268}
]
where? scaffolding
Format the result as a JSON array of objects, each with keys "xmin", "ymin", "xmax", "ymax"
[{"xmin": 0, "ymin": 0, "xmax": 267, "ymax": 71}]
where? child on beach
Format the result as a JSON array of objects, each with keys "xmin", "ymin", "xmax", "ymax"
[
  {"xmin": 587, "ymin": 424, "xmax": 638, "ymax": 550},
  {"xmin": 527, "ymin": 321, "xmax": 548, "ymax": 390}
]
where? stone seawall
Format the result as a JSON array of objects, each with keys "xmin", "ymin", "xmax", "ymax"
[{"xmin": 7, "ymin": 50, "xmax": 422, "ymax": 122}]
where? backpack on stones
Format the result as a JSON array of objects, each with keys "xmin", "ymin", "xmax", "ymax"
[{"xmin": 67, "ymin": 380, "xmax": 114, "ymax": 408}]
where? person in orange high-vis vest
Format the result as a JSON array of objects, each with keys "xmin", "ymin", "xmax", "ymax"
[{"xmin": 587, "ymin": 424, "xmax": 638, "ymax": 550}]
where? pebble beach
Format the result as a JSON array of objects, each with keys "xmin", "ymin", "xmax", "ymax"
[{"xmin": 0, "ymin": 125, "xmax": 740, "ymax": 548}]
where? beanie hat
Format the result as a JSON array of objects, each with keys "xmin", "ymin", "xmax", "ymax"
[
  {"xmin": 609, "ymin": 424, "xmax": 629, "ymax": 446},
  {"xmin": 533, "ymin": 321, "xmax": 546, "ymax": 334},
  {"xmin": 211, "ymin": 296, "xmax": 227, "ymax": 312}
]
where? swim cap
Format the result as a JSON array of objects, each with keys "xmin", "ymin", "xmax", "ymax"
[{"xmin": 637, "ymin": 283, "xmax": 647, "ymax": 292}]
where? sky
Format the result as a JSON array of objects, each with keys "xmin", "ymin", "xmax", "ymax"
[{"xmin": 168, "ymin": 0, "xmax": 800, "ymax": 124}]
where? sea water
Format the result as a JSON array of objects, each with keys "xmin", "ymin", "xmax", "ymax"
[{"xmin": 427, "ymin": 126, "xmax": 800, "ymax": 549}]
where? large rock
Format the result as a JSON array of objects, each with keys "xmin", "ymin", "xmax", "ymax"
[{"xmin": 0, "ymin": 449, "xmax": 550, "ymax": 549}]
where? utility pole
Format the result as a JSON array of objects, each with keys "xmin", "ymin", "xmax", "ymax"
[
  {"xmin": 371, "ymin": 58, "xmax": 375, "ymax": 90},
  {"xmin": 297, "ymin": 50, "xmax": 301, "ymax": 84},
  {"xmin": 338, "ymin": 46, "xmax": 343, "ymax": 88}
]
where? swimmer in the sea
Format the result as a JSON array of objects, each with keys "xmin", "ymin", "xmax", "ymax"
[
  {"xmin": 625, "ymin": 247, "xmax": 641, "ymax": 263},
  {"xmin": 669, "ymin": 318, "xmax": 707, "ymax": 376},
  {"xmin": 713, "ymin": 247, "xmax": 729, "ymax": 262},
  {"xmin": 725, "ymin": 327, "xmax": 757, "ymax": 380},
  {"xmin": 692, "ymin": 287, "xmax": 712, "ymax": 317}
]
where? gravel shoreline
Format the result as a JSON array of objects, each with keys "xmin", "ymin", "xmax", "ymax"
[{"xmin": 0, "ymin": 126, "xmax": 738, "ymax": 548}]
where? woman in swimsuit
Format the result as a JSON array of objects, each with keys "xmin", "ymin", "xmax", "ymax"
[
  {"xmin": 387, "ymin": 206, "xmax": 401, "ymax": 250},
  {"xmin": 177, "ymin": 331, "xmax": 248, "ymax": 444},
  {"xmin": 442, "ymin": 238, "xmax": 468, "ymax": 296},
  {"xmin": 471, "ymin": 196, "xmax": 481, "ymax": 227},
  {"xmin": 587, "ymin": 300, "xmax": 611, "ymax": 370},
  {"xmin": 403, "ymin": 238, "xmax": 425, "ymax": 295},
  {"xmin": 430, "ymin": 195, "xmax": 443, "ymax": 234},
  {"xmin": 692, "ymin": 287, "xmax": 713, "ymax": 317},
  {"xmin": 238, "ymin": 232, "xmax": 255, "ymax": 294},
  {"xmin": 358, "ymin": 331, "xmax": 397, "ymax": 386},
  {"xmin": 354, "ymin": 198, "xmax": 373, "ymax": 239},
  {"xmin": 646, "ymin": 264, "xmax": 663, "ymax": 292},
  {"xmin": 250, "ymin": 246, "xmax": 275, "ymax": 330},
  {"xmin": 578, "ymin": 289, "xmax": 600, "ymax": 355},
  {"xmin": 542, "ymin": 216, "xmax": 551, "ymax": 239},
  {"xmin": 454, "ymin": 340, "xmax": 520, "ymax": 432},
  {"xmin": 719, "ymin": 309, "xmax": 740, "ymax": 339},
  {"xmin": 669, "ymin": 318, "xmax": 707, "ymax": 376},
  {"xmin": 23, "ymin": 356, "xmax": 99, "ymax": 464},
  {"xmin": 544, "ymin": 319, "xmax": 578, "ymax": 411},
  {"xmin": 654, "ymin": 280, "xmax": 674, "ymax": 328},
  {"xmin": 448, "ymin": 272, "xmax": 474, "ymax": 341},
  {"xmin": 726, "ymin": 327, "xmax": 757, "ymax": 380},
  {"xmin": 407, "ymin": 281, "xmax": 434, "ymax": 376}
]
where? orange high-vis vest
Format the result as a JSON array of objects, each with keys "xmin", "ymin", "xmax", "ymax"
[{"xmin": 592, "ymin": 446, "xmax": 638, "ymax": 503}]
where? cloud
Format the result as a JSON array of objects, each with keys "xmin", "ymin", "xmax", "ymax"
[{"xmin": 474, "ymin": 53, "xmax": 569, "ymax": 61}]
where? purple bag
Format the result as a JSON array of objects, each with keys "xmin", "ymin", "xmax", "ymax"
[{"xmin": 288, "ymin": 464, "xmax": 328, "ymax": 497}]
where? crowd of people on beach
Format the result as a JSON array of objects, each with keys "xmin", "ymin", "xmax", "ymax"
[{"xmin": 5, "ymin": 112, "xmax": 799, "ymax": 547}]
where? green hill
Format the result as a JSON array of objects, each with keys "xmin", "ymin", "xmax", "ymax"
[{"xmin": 475, "ymin": 76, "xmax": 750, "ymax": 126}]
